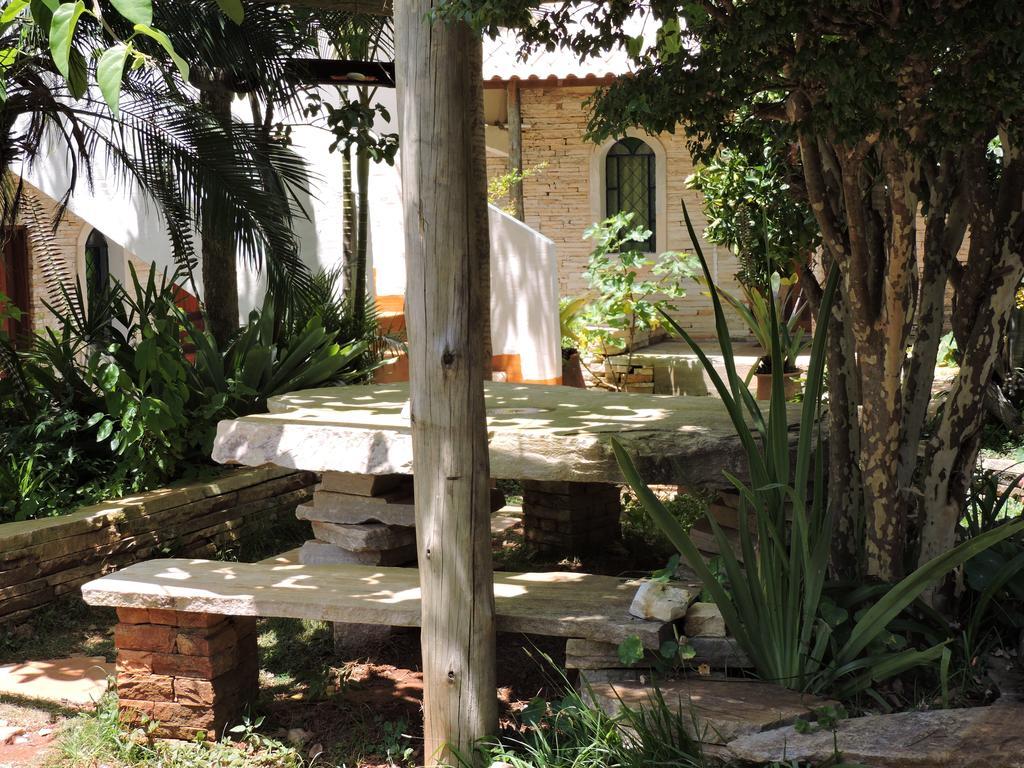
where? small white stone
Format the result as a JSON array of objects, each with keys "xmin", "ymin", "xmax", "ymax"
[{"xmin": 628, "ymin": 581, "xmax": 696, "ymax": 622}]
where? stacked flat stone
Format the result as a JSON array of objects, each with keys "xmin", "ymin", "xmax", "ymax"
[
  {"xmin": 113, "ymin": 608, "xmax": 258, "ymax": 740},
  {"xmin": 297, "ymin": 472, "xmax": 417, "ymax": 567},
  {"xmin": 567, "ymin": 594, "xmax": 751, "ymax": 686},
  {"xmin": 0, "ymin": 467, "xmax": 316, "ymax": 627},
  {"xmin": 604, "ymin": 359, "xmax": 656, "ymax": 394},
  {"xmin": 521, "ymin": 480, "xmax": 621, "ymax": 553}
]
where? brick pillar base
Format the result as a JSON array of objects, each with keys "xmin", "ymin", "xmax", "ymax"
[
  {"xmin": 522, "ymin": 481, "xmax": 621, "ymax": 553},
  {"xmin": 114, "ymin": 608, "xmax": 258, "ymax": 740}
]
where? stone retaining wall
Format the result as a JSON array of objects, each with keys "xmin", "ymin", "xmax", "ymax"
[{"xmin": 0, "ymin": 466, "xmax": 317, "ymax": 625}]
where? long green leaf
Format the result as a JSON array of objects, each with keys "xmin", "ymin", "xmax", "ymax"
[
  {"xmin": 838, "ymin": 517, "xmax": 1024, "ymax": 663},
  {"xmin": 133, "ymin": 23, "xmax": 189, "ymax": 80}
]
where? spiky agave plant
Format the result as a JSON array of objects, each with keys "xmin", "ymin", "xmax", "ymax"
[{"xmin": 613, "ymin": 202, "xmax": 1024, "ymax": 697}]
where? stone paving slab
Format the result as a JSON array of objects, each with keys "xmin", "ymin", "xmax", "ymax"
[
  {"xmin": 588, "ymin": 677, "xmax": 836, "ymax": 745},
  {"xmin": 727, "ymin": 703, "xmax": 1024, "ymax": 767},
  {"xmin": 0, "ymin": 657, "xmax": 112, "ymax": 707},
  {"xmin": 82, "ymin": 558, "xmax": 673, "ymax": 649},
  {"xmin": 212, "ymin": 382, "xmax": 795, "ymax": 486}
]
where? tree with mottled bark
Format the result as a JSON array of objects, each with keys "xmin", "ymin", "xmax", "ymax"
[{"xmin": 442, "ymin": 0, "xmax": 1024, "ymax": 582}]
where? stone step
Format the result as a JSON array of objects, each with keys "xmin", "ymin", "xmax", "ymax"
[
  {"xmin": 302, "ymin": 486, "xmax": 505, "ymax": 528},
  {"xmin": 727, "ymin": 704, "xmax": 1024, "ymax": 768},
  {"xmin": 297, "ymin": 540, "xmax": 416, "ymax": 567},
  {"xmin": 587, "ymin": 678, "xmax": 837, "ymax": 746}
]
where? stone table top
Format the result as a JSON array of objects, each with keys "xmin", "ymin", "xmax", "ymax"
[{"xmin": 212, "ymin": 382, "xmax": 797, "ymax": 486}]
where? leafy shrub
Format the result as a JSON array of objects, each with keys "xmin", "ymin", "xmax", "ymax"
[
  {"xmin": 955, "ymin": 470, "xmax": 1024, "ymax": 659},
  {"xmin": 580, "ymin": 212, "xmax": 695, "ymax": 356},
  {"xmin": 0, "ymin": 267, "xmax": 381, "ymax": 522}
]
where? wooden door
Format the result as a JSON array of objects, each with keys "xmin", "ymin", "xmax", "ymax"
[{"xmin": 0, "ymin": 228, "xmax": 31, "ymax": 345}]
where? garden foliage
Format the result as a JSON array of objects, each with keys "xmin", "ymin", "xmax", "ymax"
[
  {"xmin": 613, "ymin": 208, "xmax": 1024, "ymax": 698},
  {"xmin": 0, "ymin": 267, "xmax": 380, "ymax": 523}
]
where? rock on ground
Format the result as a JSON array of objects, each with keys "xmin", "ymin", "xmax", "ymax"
[{"xmin": 727, "ymin": 703, "xmax": 1024, "ymax": 768}]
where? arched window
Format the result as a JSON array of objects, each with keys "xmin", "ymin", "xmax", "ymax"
[
  {"xmin": 605, "ymin": 137, "xmax": 656, "ymax": 251},
  {"xmin": 84, "ymin": 229, "xmax": 110, "ymax": 309}
]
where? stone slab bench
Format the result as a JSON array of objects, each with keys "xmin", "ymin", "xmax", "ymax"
[{"xmin": 82, "ymin": 558, "xmax": 682, "ymax": 739}]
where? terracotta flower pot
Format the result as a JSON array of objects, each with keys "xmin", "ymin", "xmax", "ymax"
[{"xmin": 755, "ymin": 370, "xmax": 803, "ymax": 401}]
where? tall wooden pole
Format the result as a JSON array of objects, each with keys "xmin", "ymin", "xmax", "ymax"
[{"xmin": 394, "ymin": 3, "xmax": 498, "ymax": 766}]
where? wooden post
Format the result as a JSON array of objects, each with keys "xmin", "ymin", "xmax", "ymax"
[
  {"xmin": 506, "ymin": 79, "xmax": 525, "ymax": 221},
  {"xmin": 395, "ymin": 4, "xmax": 498, "ymax": 766}
]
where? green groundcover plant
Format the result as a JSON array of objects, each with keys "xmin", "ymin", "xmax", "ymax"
[{"xmin": 613, "ymin": 204, "xmax": 1024, "ymax": 699}]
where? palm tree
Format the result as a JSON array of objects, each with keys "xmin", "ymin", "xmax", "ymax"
[{"xmin": 0, "ymin": 4, "xmax": 314, "ymax": 343}]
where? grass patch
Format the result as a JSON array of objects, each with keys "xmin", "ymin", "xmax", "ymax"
[
  {"xmin": 0, "ymin": 596, "xmax": 116, "ymax": 665},
  {"xmin": 472, "ymin": 682, "xmax": 711, "ymax": 768},
  {"xmin": 258, "ymin": 618, "xmax": 340, "ymax": 700},
  {"xmin": 47, "ymin": 694, "xmax": 303, "ymax": 768}
]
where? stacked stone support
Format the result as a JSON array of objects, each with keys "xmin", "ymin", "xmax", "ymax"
[
  {"xmin": 522, "ymin": 480, "xmax": 621, "ymax": 553},
  {"xmin": 603, "ymin": 359, "xmax": 656, "ymax": 394},
  {"xmin": 113, "ymin": 608, "xmax": 258, "ymax": 740},
  {"xmin": 296, "ymin": 472, "xmax": 506, "ymax": 653},
  {"xmin": 296, "ymin": 472, "xmax": 418, "ymax": 568},
  {"xmin": 566, "ymin": 597, "xmax": 750, "ymax": 686}
]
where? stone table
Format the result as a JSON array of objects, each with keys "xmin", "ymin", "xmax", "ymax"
[{"xmin": 212, "ymin": 382, "xmax": 791, "ymax": 556}]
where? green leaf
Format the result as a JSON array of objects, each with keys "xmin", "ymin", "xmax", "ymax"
[
  {"xmin": 97, "ymin": 43, "xmax": 130, "ymax": 115},
  {"xmin": 66, "ymin": 45, "xmax": 87, "ymax": 99},
  {"xmin": 108, "ymin": 0, "xmax": 150, "ymax": 25},
  {"xmin": 617, "ymin": 635, "xmax": 645, "ymax": 666},
  {"xmin": 48, "ymin": 0, "xmax": 86, "ymax": 79},
  {"xmin": 0, "ymin": 0, "xmax": 29, "ymax": 23},
  {"xmin": 133, "ymin": 23, "xmax": 188, "ymax": 80},
  {"xmin": 99, "ymin": 362, "xmax": 120, "ymax": 391},
  {"xmin": 213, "ymin": 0, "xmax": 243, "ymax": 24},
  {"xmin": 96, "ymin": 420, "xmax": 114, "ymax": 441},
  {"xmin": 838, "ymin": 516, "xmax": 1024, "ymax": 664}
]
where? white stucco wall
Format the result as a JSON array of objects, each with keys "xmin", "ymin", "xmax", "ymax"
[
  {"xmin": 20, "ymin": 86, "xmax": 560, "ymax": 383},
  {"xmin": 18, "ymin": 90, "xmax": 351, "ymax": 318}
]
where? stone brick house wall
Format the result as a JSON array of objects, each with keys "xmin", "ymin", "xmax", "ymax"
[
  {"xmin": 15, "ymin": 181, "xmax": 154, "ymax": 332},
  {"xmin": 485, "ymin": 84, "xmax": 748, "ymax": 341}
]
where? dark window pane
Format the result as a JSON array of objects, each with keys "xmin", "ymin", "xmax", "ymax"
[{"xmin": 604, "ymin": 138, "xmax": 655, "ymax": 251}]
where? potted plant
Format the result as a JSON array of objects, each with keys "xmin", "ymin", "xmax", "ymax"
[{"xmin": 578, "ymin": 212, "xmax": 696, "ymax": 392}]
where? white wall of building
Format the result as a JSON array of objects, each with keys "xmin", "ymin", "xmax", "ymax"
[{"xmin": 21, "ymin": 85, "xmax": 561, "ymax": 384}]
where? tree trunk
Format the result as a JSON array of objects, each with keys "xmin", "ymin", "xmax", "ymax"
[
  {"xmin": 199, "ymin": 82, "xmax": 239, "ymax": 346},
  {"xmin": 395, "ymin": 3, "xmax": 498, "ymax": 765},
  {"xmin": 353, "ymin": 139, "xmax": 370, "ymax": 326},
  {"xmin": 507, "ymin": 79, "xmax": 524, "ymax": 221},
  {"xmin": 341, "ymin": 145, "xmax": 355, "ymax": 291}
]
